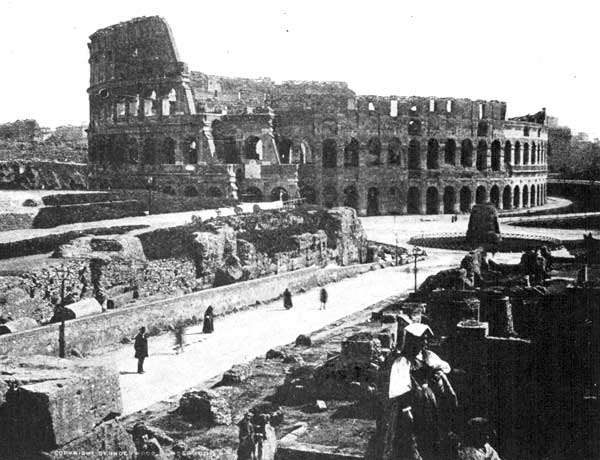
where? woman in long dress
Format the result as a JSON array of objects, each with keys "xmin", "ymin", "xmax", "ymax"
[
  {"xmin": 202, "ymin": 306, "xmax": 214, "ymax": 333},
  {"xmin": 373, "ymin": 323, "xmax": 457, "ymax": 460}
]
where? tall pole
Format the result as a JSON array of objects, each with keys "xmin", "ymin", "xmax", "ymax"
[{"xmin": 413, "ymin": 250, "xmax": 418, "ymax": 292}]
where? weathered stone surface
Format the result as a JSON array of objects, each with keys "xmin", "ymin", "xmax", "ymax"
[
  {"xmin": 295, "ymin": 334, "xmax": 312, "ymax": 347},
  {"xmin": 341, "ymin": 333, "xmax": 381, "ymax": 366},
  {"xmin": 60, "ymin": 297, "xmax": 103, "ymax": 319},
  {"xmin": 213, "ymin": 254, "xmax": 244, "ymax": 287},
  {"xmin": 315, "ymin": 400, "xmax": 327, "ymax": 411},
  {"xmin": 178, "ymin": 389, "xmax": 232, "ymax": 425},
  {"xmin": 466, "ymin": 204, "xmax": 501, "ymax": 246},
  {"xmin": 0, "ymin": 355, "xmax": 122, "ymax": 453},
  {"xmin": 0, "ymin": 316, "xmax": 38, "ymax": 334},
  {"xmin": 132, "ymin": 421, "xmax": 174, "ymax": 448},
  {"xmin": 265, "ymin": 348, "xmax": 286, "ymax": 359},
  {"xmin": 221, "ymin": 364, "xmax": 251, "ymax": 385},
  {"xmin": 418, "ymin": 267, "xmax": 473, "ymax": 293}
]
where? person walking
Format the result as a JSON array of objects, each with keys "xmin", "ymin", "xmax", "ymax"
[
  {"xmin": 134, "ymin": 326, "xmax": 148, "ymax": 374},
  {"xmin": 202, "ymin": 306, "xmax": 214, "ymax": 333},
  {"xmin": 174, "ymin": 322, "xmax": 186, "ymax": 354},
  {"xmin": 319, "ymin": 287, "xmax": 328, "ymax": 310},
  {"xmin": 283, "ymin": 288, "xmax": 293, "ymax": 309}
]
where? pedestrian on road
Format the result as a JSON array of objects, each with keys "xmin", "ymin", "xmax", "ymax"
[
  {"xmin": 203, "ymin": 306, "xmax": 214, "ymax": 333},
  {"xmin": 174, "ymin": 322, "xmax": 186, "ymax": 354},
  {"xmin": 283, "ymin": 288, "xmax": 293, "ymax": 309},
  {"xmin": 237, "ymin": 412, "xmax": 256, "ymax": 460},
  {"xmin": 134, "ymin": 326, "xmax": 148, "ymax": 374},
  {"xmin": 319, "ymin": 287, "xmax": 328, "ymax": 310}
]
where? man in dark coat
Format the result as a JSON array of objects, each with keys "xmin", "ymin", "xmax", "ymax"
[
  {"xmin": 319, "ymin": 288, "xmax": 328, "ymax": 310},
  {"xmin": 283, "ymin": 288, "xmax": 293, "ymax": 309},
  {"xmin": 134, "ymin": 327, "xmax": 148, "ymax": 374}
]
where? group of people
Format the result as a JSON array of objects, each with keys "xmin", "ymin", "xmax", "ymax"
[
  {"xmin": 282, "ymin": 287, "xmax": 328, "ymax": 310},
  {"xmin": 237, "ymin": 411, "xmax": 271, "ymax": 460},
  {"xmin": 375, "ymin": 322, "xmax": 501, "ymax": 460},
  {"xmin": 133, "ymin": 306, "xmax": 215, "ymax": 374}
]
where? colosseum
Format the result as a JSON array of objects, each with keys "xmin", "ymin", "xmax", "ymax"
[{"xmin": 87, "ymin": 16, "xmax": 548, "ymax": 216}]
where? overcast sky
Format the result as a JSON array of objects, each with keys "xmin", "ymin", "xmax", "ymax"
[{"xmin": 1, "ymin": 0, "xmax": 599, "ymax": 136}]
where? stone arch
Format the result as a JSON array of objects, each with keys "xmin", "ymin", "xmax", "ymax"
[
  {"xmin": 207, "ymin": 187, "xmax": 224, "ymax": 198},
  {"xmin": 476, "ymin": 140, "xmax": 487, "ymax": 171},
  {"xmin": 244, "ymin": 136, "xmax": 261, "ymax": 161},
  {"xmin": 522, "ymin": 184, "xmax": 529, "ymax": 207},
  {"xmin": 161, "ymin": 137, "xmax": 176, "ymax": 164},
  {"xmin": 427, "ymin": 139, "xmax": 439, "ymax": 170},
  {"xmin": 242, "ymin": 186, "xmax": 264, "ymax": 202},
  {"xmin": 461, "ymin": 139, "xmax": 473, "ymax": 167},
  {"xmin": 490, "ymin": 184, "xmax": 500, "ymax": 208},
  {"xmin": 162, "ymin": 185, "xmax": 176, "ymax": 195},
  {"xmin": 185, "ymin": 137, "xmax": 198, "ymax": 164},
  {"xmin": 300, "ymin": 140, "xmax": 313, "ymax": 163},
  {"xmin": 344, "ymin": 138, "xmax": 359, "ymax": 167},
  {"xmin": 407, "ymin": 186, "xmax": 421, "ymax": 214},
  {"xmin": 445, "ymin": 139, "xmax": 456, "ymax": 165},
  {"xmin": 460, "ymin": 187, "xmax": 472, "ymax": 212},
  {"xmin": 271, "ymin": 186, "xmax": 289, "ymax": 201},
  {"xmin": 321, "ymin": 119, "xmax": 338, "ymax": 137},
  {"xmin": 389, "ymin": 186, "xmax": 402, "ymax": 214},
  {"xmin": 219, "ymin": 136, "xmax": 240, "ymax": 163},
  {"xmin": 367, "ymin": 138, "xmax": 382, "ymax": 165},
  {"xmin": 523, "ymin": 143, "xmax": 530, "ymax": 165},
  {"xmin": 426, "ymin": 187, "xmax": 439, "ymax": 214},
  {"xmin": 476, "ymin": 185, "xmax": 487, "ymax": 204},
  {"xmin": 408, "ymin": 140, "xmax": 421, "ymax": 169},
  {"xmin": 491, "ymin": 140, "xmax": 501, "ymax": 171},
  {"xmin": 513, "ymin": 185, "xmax": 521, "ymax": 208},
  {"xmin": 322, "ymin": 185, "xmax": 338, "ymax": 208},
  {"xmin": 183, "ymin": 186, "xmax": 198, "ymax": 197},
  {"xmin": 388, "ymin": 137, "xmax": 402, "ymax": 165},
  {"xmin": 277, "ymin": 137, "xmax": 293, "ymax": 164},
  {"xmin": 502, "ymin": 185, "xmax": 512, "ymax": 210},
  {"xmin": 343, "ymin": 185, "xmax": 359, "ymax": 210},
  {"xmin": 299, "ymin": 185, "xmax": 316, "ymax": 204},
  {"xmin": 367, "ymin": 187, "xmax": 379, "ymax": 216},
  {"xmin": 322, "ymin": 139, "xmax": 337, "ymax": 168},
  {"xmin": 443, "ymin": 186, "xmax": 456, "ymax": 214},
  {"xmin": 514, "ymin": 141, "xmax": 521, "ymax": 164},
  {"xmin": 504, "ymin": 141, "xmax": 512, "ymax": 165}
]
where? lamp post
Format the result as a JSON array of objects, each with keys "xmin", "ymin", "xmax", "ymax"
[
  {"xmin": 146, "ymin": 176, "xmax": 154, "ymax": 215},
  {"xmin": 412, "ymin": 246, "xmax": 421, "ymax": 292}
]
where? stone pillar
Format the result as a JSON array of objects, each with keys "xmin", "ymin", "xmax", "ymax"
[
  {"xmin": 486, "ymin": 146, "xmax": 492, "ymax": 170},
  {"xmin": 174, "ymin": 139, "xmax": 184, "ymax": 165},
  {"xmin": 438, "ymin": 197, "xmax": 444, "ymax": 215},
  {"xmin": 470, "ymin": 188, "xmax": 477, "ymax": 210},
  {"xmin": 453, "ymin": 199, "xmax": 460, "ymax": 214},
  {"xmin": 481, "ymin": 292, "xmax": 516, "ymax": 337},
  {"xmin": 419, "ymin": 188, "xmax": 427, "ymax": 215},
  {"xmin": 358, "ymin": 188, "xmax": 368, "ymax": 217}
]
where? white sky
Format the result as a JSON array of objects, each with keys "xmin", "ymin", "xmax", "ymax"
[{"xmin": 1, "ymin": 0, "xmax": 599, "ymax": 137}]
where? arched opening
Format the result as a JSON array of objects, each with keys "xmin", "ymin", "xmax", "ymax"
[
  {"xmin": 476, "ymin": 140, "xmax": 487, "ymax": 171},
  {"xmin": 343, "ymin": 185, "xmax": 359, "ymax": 210},
  {"xmin": 490, "ymin": 185, "xmax": 500, "ymax": 208},
  {"xmin": 444, "ymin": 139, "xmax": 456, "ymax": 165},
  {"xmin": 389, "ymin": 187, "xmax": 401, "ymax": 214},
  {"xmin": 322, "ymin": 139, "xmax": 337, "ymax": 168},
  {"xmin": 277, "ymin": 137, "xmax": 293, "ymax": 164},
  {"xmin": 476, "ymin": 185, "xmax": 487, "ymax": 204},
  {"xmin": 477, "ymin": 121, "xmax": 488, "ymax": 137},
  {"xmin": 242, "ymin": 187, "xmax": 263, "ymax": 202},
  {"xmin": 125, "ymin": 137, "xmax": 139, "ymax": 164},
  {"xmin": 322, "ymin": 186, "xmax": 338, "ymax": 208},
  {"xmin": 207, "ymin": 187, "xmax": 223, "ymax": 198},
  {"xmin": 270, "ymin": 186, "xmax": 289, "ymax": 201},
  {"xmin": 427, "ymin": 139, "xmax": 439, "ymax": 170},
  {"xmin": 408, "ymin": 140, "xmax": 421, "ymax": 169},
  {"xmin": 531, "ymin": 143, "xmax": 537, "ymax": 164},
  {"xmin": 162, "ymin": 185, "xmax": 176, "ymax": 195},
  {"xmin": 514, "ymin": 142, "xmax": 521, "ymax": 164},
  {"xmin": 443, "ymin": 186, "xmax": 456, "ymax": 214},
  {"xmin": 161, "ymin": 137, "xmax": 176, "ymax": 164},
  {"xmin": 300, "ymin": 140, "xmax": 312, "ymax": 163},
  {"xmin": 367, "ymin": 187, "xmax": 379, "ymax": 215},
  {"xmin": 344, "ymin": 138, "xmax": 359, "ymax": 167},
  {"xmin": 407, "ymin": 187, "xmax": 421, "ymax": 214},
  {"xmin": 502, "ymin": 186, "xmax": 512, "ymax": 210},
  {"xmin": 513, "ymin": 185, "xmax": 521, "ymax": 208},
  {"xmin": 183, "ymin": 186, "xmax": 198, "ymax": 197},
  {"xmin": 367, "ymin": 138, "xmax": 382, "ymax": 165},
  {"xmin": 460, "ymin": 187, "xmax": 472, "ymax": 212},
  {"xmin": 491, "ymin": 140, "xmax": 501, "ymax": 171},
  {"xmin": 186, "ymin": 137, "xmax": 198, "ymax": 164},
  {"xmin": 522, "ymin": 185, "xmax": 529, "ymax": 207},
  {"xmin": 299, "ymin": 186, "xmax": 316, "ymax": 204},
  {"xmin": 221, "ymin": 137, "xmax": 240, "ymax": 163},
  {"xmin": 142, "ymin": 137, "xmax": 158, "ymax": 165},
  {"xmin": 426, "ymin": 187, "xmax": 439, "ymax": 214},
  {"xmin": 388, "ymin": 137, "xmax": 402, "ymax": 165},
  {"xmin": 523, "ymin": 143, "xmax": 530, "ymax": 165},
  {"xmin": 244, "ymin": 136, "xmax": 261, "ymax": 161},
  {"xmin": 504, "ymin": 141, "xmax": 512, "ymax": 165},
  {"xmin": 461, "ymin": 139, "xmax": 473, "ymax": 167}
]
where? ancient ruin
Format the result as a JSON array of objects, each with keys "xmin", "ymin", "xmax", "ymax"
[{"xmin": 87, "ymin": 16, "xmax": 548, "ymax": 216}]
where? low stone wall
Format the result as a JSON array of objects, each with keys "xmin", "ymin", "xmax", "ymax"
[
  {"xmin": 0, "ymin": 212, "xmax": 35, "ymax": 231},
  {"xmin": 0, "ymin": 262, "xmax": 388, "ymax": 357},
  {"xmin": 32, "ymin": 200, "xmax": 146, "ymax": 228}
]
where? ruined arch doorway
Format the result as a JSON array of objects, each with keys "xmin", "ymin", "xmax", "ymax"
[
  {"xmin": 343, "ymin": 185, "xmax": 359, "ymax": 210},
  {"xmin": 459, "ymin": 187, "xmax": 472, "ymax": 212},
  {"xmin": 367, "ymin": 187, "xmax": 379, "ymax": 216},
  {"xmin": 476, "ymin": 186, "xmax": 487, "ymax": 205},
  {"xmin": 443, "ymin": 186, "xmax": 456, "ymax": 214},
  {"xmin": 426, "ymin": 187, "xmax": 439, "ymax": 214},
  {"xmin": 407, "ymin": 187, "xmax": 421, "ymax": 214}
]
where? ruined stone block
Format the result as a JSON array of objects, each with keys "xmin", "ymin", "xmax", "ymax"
[
  {"xmin": 178, "ymin": 389, "xmax": 232, "ymax": 425},
  {"xmin": 221, "ymin": 364, "xmax": 251, "ymax": 385},
  {"xmin": 341, "ymin": 333, "xmax": 382, "ymax": 366}
]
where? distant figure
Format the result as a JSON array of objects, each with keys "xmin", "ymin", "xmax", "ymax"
[
  {"xmin": 134, "ymin": 327, "xmax": 148, "ymax": 374},
  {"xmin": 283, "ymin": 288, "xmax": 293, "ymax": 309},
  {"xmin": 174, "ymin": 322, "xmax": 186, "ymax": 354},
  {"xmin": 319, "ymin": 288, "xmax": 328, "ymax": 310},
  {"xmin": 78, "ymin": 266, "xmax": 88, "ymax": 299},
  {"xmin": 253, "ymin": 412, "xmax": 271, "ymax": 460},
  {"xmin": 455, "ymin": 417, "xmax": 502, "ymax": 460},
  {"xmin": 237, "ymin": 412, "xmax": 256, "ymax": 460},
  {"xmin": 203, "ymin": 306, "xmax": 215, "ymax": 333}
]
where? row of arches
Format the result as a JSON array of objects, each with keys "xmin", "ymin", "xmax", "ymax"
[
  {"xmin": 89, "ymin": 134, "xmax": 177, "ymax": 165},
  {"xmin": 299, "ymin": 182, "xmax": 547, "ymax": 215},
  {"xmin": 321, "ymin": 137, "xmax": 547, "ymax": 170}
]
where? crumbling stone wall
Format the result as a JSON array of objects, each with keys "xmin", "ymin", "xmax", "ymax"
[{"xmin": 0, "ymin": 160, "xmax": 88, "ymax": 190}]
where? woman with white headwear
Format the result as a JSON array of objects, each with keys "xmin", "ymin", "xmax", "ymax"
[{"xmin": 373, "ymin": 323, "xmax": 457, "ymax": 460}]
